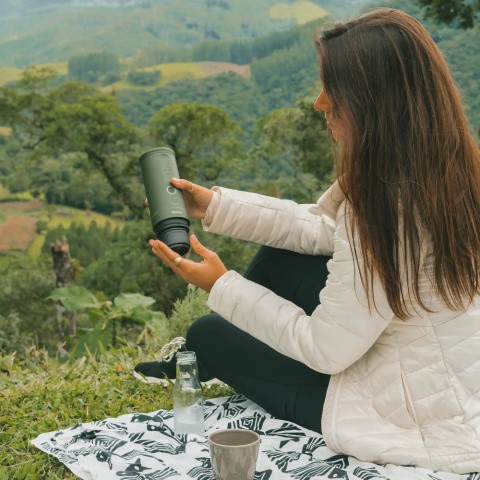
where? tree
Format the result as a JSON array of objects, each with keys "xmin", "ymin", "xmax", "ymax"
[
  {"xmin": 0, "ymin": 256, "xmax": 58, "ymax": 352},
  {"xmin": 127, "ymin": 70, "xmax": 161, "ymax": 86},
  {"xmin": 248, "ymin": 91, "xmax": 335, "ymax": 203},
  {"xmin": 68, "ymin": 51, "xmax": 121, "ymax": 83},
  {"xmin": 50, "ymin": 235, "xmax": 77, "ymax": 351},
  {"xmin": 415, "ymin": 0, "xmax": 480, "ymax": 29},
  {"xmin": 0, "ymin": 68, "xmax": 145, "ymax": 219},
  {"xmin": 192, "ymin": 40, "xmax": 230, "ymax": 62},
  {"xmin": 149, "ymin": 102, "xmax": 244, "ymax": 184}
]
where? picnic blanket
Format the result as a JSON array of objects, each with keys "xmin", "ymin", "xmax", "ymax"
[{"xmin": 31, "ymin": 394, "xmax": 479, "ymax": 480}]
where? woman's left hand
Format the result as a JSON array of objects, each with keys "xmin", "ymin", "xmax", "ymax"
[{"xmin": 149, "ymin": 235, "xmax": 228, "ymax": 293}]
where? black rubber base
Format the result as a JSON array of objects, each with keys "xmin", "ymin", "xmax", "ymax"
[{"xmin": 154, "ymin": 218, "xmax": 190, "ymax": 256}]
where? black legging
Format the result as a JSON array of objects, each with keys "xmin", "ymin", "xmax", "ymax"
[{"xmin": 185, "ymin": 246, "xmax": 331, "ymax": 433}]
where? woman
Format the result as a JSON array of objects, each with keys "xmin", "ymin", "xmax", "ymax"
[{"xmin": 135, "ymin": 8, "xmax": 480, "ymax": 474}]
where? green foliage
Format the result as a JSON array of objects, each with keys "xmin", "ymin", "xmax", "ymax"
[
  {"xmin": 131, "ymin": 45, "xmax": 192, "ymax": 69},
  {"xmin": 229, "ymin": 25, "xmax": 303, "ymax": 64},
  {"xmin": 414, "ymin": 0, "xmax": 480, "ymax": 29},
  {"xmin": 166, "ymin": 285, "xmax": 211, "ymax": 339},
  {"xmin": 101, "ymin": 71, "xmax": 122, "ymax": 86},
  {"xmin": 68, "ymin": 51, "xmax": 121, "ymax": 83},
  {"xmin": 250, "ymin": 20, "xmax": 320, "ymax": 97},
  {"xmin": 76, "ymin": 218, "xmax": 190, "ymax": 313},
  {"xmin": 0, "ymin": 342, "xmax": 237, "ymax": 479},
  {"xmin": 47, "ymin": 285, "xmax": 169, "ymax": 356},
  {"xmin": 0, "ymin": 313, "xmax": 36, "ymax": 354},
  {"xmin": 245, "ymin": 91, "xmax": 335, "ymax": 203},
  {"xmin": 117, "ymin": 72, "xmax": 272, "ymax": 133},
  {"xmin": 0, "ymin": 71, "xmax": 145, "ymax": 219},
  {"xmin": 0, "ymin": 256, "xmax": 58, "ymax": 352},
  {"xmin": 149, "ymin": 102, "xmax": 244, "ymax": 183},
  {"xmin": 127, "ymin": 69, "xmax": 161, "ymax": 86},
  {"xmin": 191, "ymin": 24, "xmax": 308, "ymax": 64},
  {"xmin": 0, "ymin": 0, "xmax": 301, "ymax": 68},
  {"xmin": 41, "ymin": 220, "xmax": 117, "ymax": 265},
  {"xmin": 48, "ymin": 286, "xmax": 100, "ymax": 311},
  {"xmin": 193, "ymin": 40, "xmax": 231, "ymax": 62}
]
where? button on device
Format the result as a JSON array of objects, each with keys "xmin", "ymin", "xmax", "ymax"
[{"xmin": 166, "ymin": 186, "xmax": 177, "ymax": 195}]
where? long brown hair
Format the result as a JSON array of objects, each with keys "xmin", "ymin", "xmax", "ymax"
[{"xmin": 314, "ymin": 8, "xmax": 480, "ymax": 319}]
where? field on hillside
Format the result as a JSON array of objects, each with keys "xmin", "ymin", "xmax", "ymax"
[
  {"xmin": 0, "ymin": 66, "xmax": 22, "ymax": 86},
  {"xmin": 270, "ymin": 1, "xmax": 329, "ymax": 25},
  {"xmin": 0, "ymin": 214, "xmax": 37, "ymax": 252},
  {"xmin": 0, "ymin": 200, "xmax": 124, "ymax": 258},
  {"xmin": 198, "ymin": 61, "xmax": 251, "ymax": 76},
  {"xmin": 0, "ymin": 62, "xmax": 68, "ymax": 86},
  {"xmin": 102, "ymin": 61, "xmax": 251, "ymax": 92}
]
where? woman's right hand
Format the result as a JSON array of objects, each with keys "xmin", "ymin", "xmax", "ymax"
[{"xmin": 145, "ymin": 178, "xmax": 214, "ymax": 220}]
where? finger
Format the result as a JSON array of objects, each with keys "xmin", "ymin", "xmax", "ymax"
[
  {"xmin": 145, "ymin": 198, "xmax": 148, "ymax": 205},
  {"xmin": 150, "ymin": 240, "xmax": 188, "ymax": 270},
  {"xmin": 190, "ymin": 235, "xmax": 215, "ymax": 259},
  {"xmin": 172, "ymin": 177, "xmax": 194, "ymax": 193}
]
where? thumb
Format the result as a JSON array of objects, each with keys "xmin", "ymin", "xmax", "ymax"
[
  {"xmin": 190, "ymin": 235, "xmax": 214, "ymax": 259},
  {"xmin": 172, "ymin": 177, "xmax": 194, "ymax": 192}
]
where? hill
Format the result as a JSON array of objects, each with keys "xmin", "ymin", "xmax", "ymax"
[
  {"xmin": 0, "ymin": 196, "xmax": 125, "ymax": 259},
  {"xmin": 0, "ymin": 60, "xmax": 250, "ymax": 90},
  {"xmin": 0, "ymin": 62, "xmax": 67, "ymax": 86},
  {"xmin": 101, "ymin": 61, "xmax": 250, "ymax": 92},
  {"xmin": 270, "ymin": 1, "xmax": 330, "ymax": 25},
  {"xmin": 0, "ymin": 0, "xmax": 341, "ymax": 68}
]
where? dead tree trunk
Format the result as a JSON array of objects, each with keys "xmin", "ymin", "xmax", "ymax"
[{"xmin": 50, "ymin": 235, "xmax": 77, "ymax": 348}]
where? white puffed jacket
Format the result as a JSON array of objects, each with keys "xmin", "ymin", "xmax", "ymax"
[{"xmin": 201, "ymin": 182, "xmax": 480, "ymax": 474}]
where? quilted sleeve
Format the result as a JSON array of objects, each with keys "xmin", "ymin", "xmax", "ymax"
[
  {"xmin": 206, "ymin": 203, "xmax": 394, "ymax": 375},
  {"xmin": 202, "ymin": 187, "xmax": 336, "ymax": 256}
]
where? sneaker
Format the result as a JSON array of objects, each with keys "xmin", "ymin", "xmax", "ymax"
[{"xmin": 133, "ymin": 337, "xmax": 187, "ymax": 384}]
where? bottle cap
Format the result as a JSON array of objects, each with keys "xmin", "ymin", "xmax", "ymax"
[{"xmin": 177, "ymin": 351, "xmax": 197, "ymax": 364}]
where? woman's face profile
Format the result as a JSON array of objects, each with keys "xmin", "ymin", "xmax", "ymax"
[{"xmin": 314, "ymin": 89, "xmax": 344, "ymax": 141}]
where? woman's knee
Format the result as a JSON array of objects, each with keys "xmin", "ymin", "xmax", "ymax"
[{"xmin": 186, "ymin": 314, "xmax": 225, "ymax": 353}]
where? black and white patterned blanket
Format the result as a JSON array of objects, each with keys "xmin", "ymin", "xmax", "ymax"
[{"xmin": 31, "ymin": 395, "xmax": 478, "ymax": 480}]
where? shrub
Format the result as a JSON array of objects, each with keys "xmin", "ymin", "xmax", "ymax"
[{"xmin": 127, "ymin": 70, "xmax": 161, "ymax": 86}]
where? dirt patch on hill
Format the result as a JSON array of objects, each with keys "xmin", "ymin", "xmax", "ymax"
[
  {"xmin": 0, "ymin": 201, "xmax": 43, "ymax": 212},
  {"xmin": 198, "ymin": 62, "xmax": 251, "ymax": 78},
  {"xmin": 0, "ymin": 216, "xmax": 37, "ymax": 251}
]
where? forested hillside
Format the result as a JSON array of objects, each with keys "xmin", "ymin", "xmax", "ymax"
[
  {"xmin": 115, "ymin": 1, "xmax": 480, "ymax": 135},
  {"xmin": 0, "ymin": 0, "xmax": 367, "ymax": 68}
]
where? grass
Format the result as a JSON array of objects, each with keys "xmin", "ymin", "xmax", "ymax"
[
  {"xmin": 270, "ymin": 0, "xmax": 329, "ymax": 25},
  {"xmin": 0, "ymin": 62, "xmax": 68, "ymax": 87},
  {"xmin": 0, "ymin": 199, "xmax": 125, "ymax": 258},
  {"xmin": 39, "ymin": 206, "xmax": 124, "ymax": 230},
  {"xmin": 102, "ymin": 62, "xmax": 205, "ymax": 93},
  {"xmin": 0, "ymin": 342, "xmax": 236, "ymax": 479},
  {"xmin": 36, "ymin": 62, "xmax": 68, "ymax": 76},
  {"xmin": 0, "ymin": 197, "xmax": 125, "ymax": 259},
  {"xmin": 0, "ymin": 66, "xmax": 23, "ymax": 86},
  {"xmin": 0, "ymin": 182, "xmax": 10, "ymax": 198},
  {"xmin": 0, "ymin": 127, "xmax": 12, "ymax": 136},
  {"xmin": 26, "ymin": 206, "xmax": 125, "ymax": 259},
  {"xmin": 26, "ymin": 234, "xmax": 46, "ymax": 260}
]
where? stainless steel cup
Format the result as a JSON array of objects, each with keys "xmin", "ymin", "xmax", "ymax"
[{"xmin": 208, "ymin": 429, "xmax": 261, "ymax": 480}]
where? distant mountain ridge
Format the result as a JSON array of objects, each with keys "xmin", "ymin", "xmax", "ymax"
[
  {"xmin": 0, "ymin": 0, "xmax": 143, "ymax": 16},
  {"xmin": 0, "ymin": 0, "xmax": 334, "ymax": 68}
]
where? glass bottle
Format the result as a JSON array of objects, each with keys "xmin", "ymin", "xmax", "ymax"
[{"xmin": 173, "ymin": 351, "xmax": 205, "ymax": 437}]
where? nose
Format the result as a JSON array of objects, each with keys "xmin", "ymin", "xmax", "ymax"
[{"xmin": 314, "ymin": 89, "xmax": 330, "ymax": 113}]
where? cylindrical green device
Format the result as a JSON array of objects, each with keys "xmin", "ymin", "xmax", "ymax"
[{"xmin": 139, "ymin": 147, "xmax": 190, "ymax": 256}]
